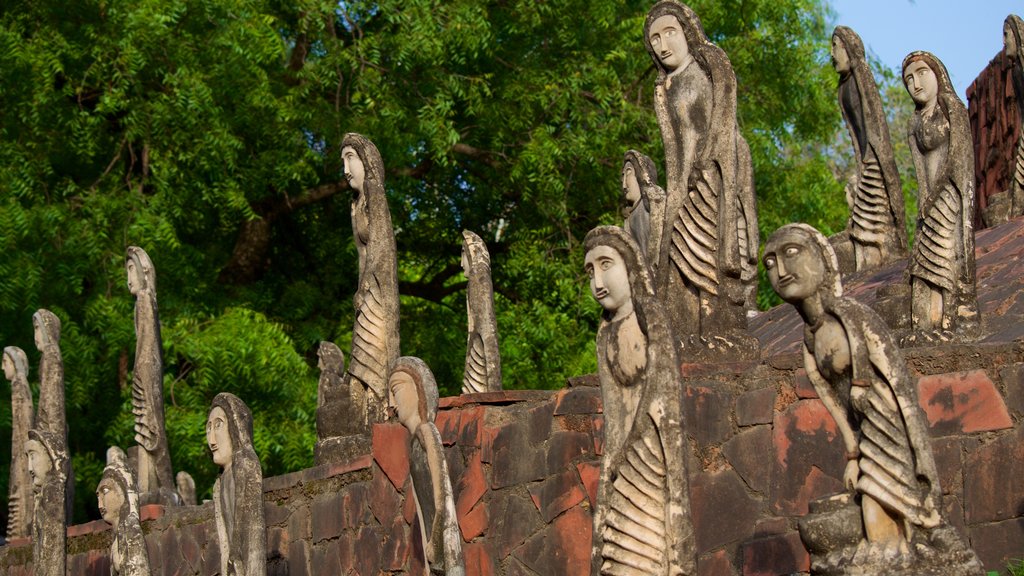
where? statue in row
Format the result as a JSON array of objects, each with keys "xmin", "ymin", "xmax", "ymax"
[
  {"xmin": 97, "ymin": 448, "xmax": 151, "ymax": 576},
  {"xmin": 987, "ymin": 14, "xmax": 1024, "ymax": 226},
  {"xmin": 461, "ymin": 230, "xmax": 503, "ymax": 394}
]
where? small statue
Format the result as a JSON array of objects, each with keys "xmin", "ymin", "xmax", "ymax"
[
  {"xmin": 1006, "ymin": 15, "xmax": 1024, "ymax": 217},
  {"xmin": 620, "ymin": 150, "xmax": 666, "ymax": 272},
  {"xmin": 461, "ymin": 230, "xmax": 503, "ymax": 394},
  {"xmin": 831, "ymin": 26, "xmax": 907, "ymax": 271},
  {"xmin": 343, "ymin": 133, "xmax": 401, "ymax": 427},
  {"xmin": 175, "ymin": 471, "xmax": 196, "ymax": 506},
  {"xmin": 126, "ymin": 246, "xmax": 181, "ymax": 506},
  {"xmin": 208, "ymin": 393, "xmax": 266, "ymax": 576},
  {"xmin": 32, "ymin": 309, "xmax": 74, "ymax": 520},
  {"xmin": 26, "ymin": 429, "xmax": 68, "ymax": 576},
  {"xmin": 644, "ymin": 0, "xmax": 759, "ymax": 358},
  {"xmin": 584, "ymin": 226, "xmax": 695, "ymax": 575},
  {"xmin": 763, "ymin": 224, "xmax": 983, "ymax": 575},
  {"xmin": 388, "ymin": 357, "xmax": 466, "ymax": 575},
  {"xmin": 902, "ymin": 51, "xmax": 979, "ymax": 341},
  {"xmin": 314, "ymin": 341, "xmax": 368, "ymax": 464},
  {"xmin": 97, "ymin": 448, "xmax": 151, "ymax": 576},
  {"xmin": 4, "ymin": 347, "xmax": 34, "ymax": 539}
]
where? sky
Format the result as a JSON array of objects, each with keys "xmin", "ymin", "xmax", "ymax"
[{"xmin": 831, "ymin": 0, "xmax": 1019, "ymax": 99}]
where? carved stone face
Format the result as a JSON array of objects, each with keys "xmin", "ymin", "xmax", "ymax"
[
  {"xmin": 831, "ymin": 35, "xmax": 850, "ymax": 74},
  {"xmin": 342, "ymin": 146, "xmax": 365, "ymax": 193},
  {"xmin": 389, "ymin": 370, "xmax": 422, "ymax": 433},
  {"xmin": 33, "ymin": 317, "xmax": 45, "ymax": 351},
  {"xmin": 3, "ymin": 353, "xmax": 14, "ymax": 381},
  {"xmin": 96, "ymin": 479, "xmax": 124, "ymax": 525},
  {"xmin": 763, "ymin": 233, "xmax": 825, "ymax": 304},
  {"xmin": 126, "ymin": 259, "xmax": 142, "ymax": 296},
  {"xmin": 622, "ymin": 164, "xmax": 641, "ymax": 204},
  {"xmin": 206, "ymin": 406, "xmax": 233, "ymax": 467},
  {"xmin": 903, "ymin": 60, "xmax": 938, "ymax": 108},
  {"xmin": 26, "ymin": 439, "xmax": 51, "ymax": 490},
  {"xmin": 1007, "ymin": 23, "xmax": 1018, "ymax": 58},
  {"xmin": 648, "ymin": 15, "xmax": 689, "ymax": 72},
  {"xmin": 585, "ymin": 245, "xmax": 633, "ymax": 321}
]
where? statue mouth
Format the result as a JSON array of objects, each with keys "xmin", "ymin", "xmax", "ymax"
[
  {"xmin": 777, "ymin": 275, "xmax": 795, "ymax": 287},
  {"xmin": 594, "ymin": 287, "xmax": 609, "ymax": 299}
]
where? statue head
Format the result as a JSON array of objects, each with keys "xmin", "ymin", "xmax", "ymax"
[
  {"xmin": 583, "ymin": 226, "xmax": 654, "ymax": 323},
  {"xmin": 830, "ymin": 26, "xmax": 866, "ymax": 75},
  {"xmin": 207, "ymin": 393, "xmax": 255, "ymax": 470},
  {"xmin": 317, "ymin": 341, "xmax": 345, "ymax": 376},
  {"xmin": 388, "ymin": 356, "xmax": 439, "ymax": 434},
  {"xmin": 32, "ymin": 309, "xmax": 61, "ymax": 352},
  {"xmin": 461, "ymin": 230, "xmax": 491, "ymax": 276},
  {"xmin": 340, "ymin": 133, "xmax": 385, "ymax": 196},
  {"xmin": 126, "ymin": 246, "xmax": 156, "ymax": 296},
  {"xmin": 25, "ymin": 429, "xmax": 66, "ymax": 493},
  {"xmin": 762, "ymin": 224, "xmax": 842, "ymax": 306},
  {"xmin": 644, "ymin": 1, "xmax": 708, "ymax": 80},
  {"xmin": 621, "ymin": 150, "xmax": 659, "ymax": 210},
  {"xmin": 902, "ymin": 51, "xmax": 953, "ymax": 111},
  {"xmin": 1006, "ymin": 15, "xmax": 1023, "ymax": 59},
  {"xmin": 3, "ymin": 346, "xmax": 27, "ymax": 382},
  {"xmin": 97, "ymin": 449, "xmax": 137, "ymax": 526}
]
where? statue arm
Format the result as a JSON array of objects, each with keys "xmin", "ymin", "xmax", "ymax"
[{"xmin": 802, "ymin": 347, "xmax": 858, "ymax": 462}]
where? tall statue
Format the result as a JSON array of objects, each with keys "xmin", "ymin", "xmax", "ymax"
[
  {"xmin": 126, "ymin": 246, "xmax": 180, "ymax": 505},
  {"xmin": 584, "ymin": 226, "xmax": 695, "ymax": 575},
  {"xmin": 763, "ymin": 224, "xmax": 982, "ymax": 575},
  {"xmin": 208, "ymin": 393, "xmax": 266, "ymax": 576},
  {"xmin": 831, "ymin": 26, "xmax": 907, "ymax": 271},
  {"xmin": 461, "ymin": 230, "xmax": 503, "ymax": 394},
  {"xmin": 644, "ymin": 0, "xmax": 759, "ymax": 358},
  {"xmin": 621, "ymin": 150, "xmax": 666, "ymax": 272},
  {"xmin": 1006, "ymin": 15, "xmax": 1024, "ymax": 217},
  {"xmin": 388, "ymin": 357, "xmax": 466, "ymax": 575},
  {"xmin": 4, "ymin": 347, "xmax": 34, "ymax": 539},
  {"xmin": 902, "ymin": 52, "xmax": 979, "ymax": 342},
  {"xmin": 343, "ymin": 133, "xmax": 400, "ymax": 428},
  {"xmin": 32, "ymin": 309, "xmax": 73, "ymax": 520},
  {"xmin": 97, "ymin": 448, "xmax": 151, "ymax": 576},
  {"xmin": 26, "ymin": 429, "xmax": 68, "ymax": 576}
]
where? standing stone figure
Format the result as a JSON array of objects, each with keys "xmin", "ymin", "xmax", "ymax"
[
  {"xmin": 644, "ymin": 1, "xmax": 759, "ymax": 357},
  {"xmin": 314, "ymin": 341, "xmax": 368, "ymax": 464},
  {"xmin": 126, "ymin": 246, "xmax": 181, "ymax": 505},
  {"xmin": 1006, "ymin": 15, "xmax": 1024, "ymax": 218},
  {"xmin": 461, "ymin": 230, "xmax": 502, "ymax": 394},
  {"xmin": 388, "ymin": 357, "xmax": 465, "ymax": 576},
  {"xmin": 343, "ymin": 133, "xmax": 401, "ymax": 428},
  {"xmin": 97, "ymin": 448, "xmax": 151, "ymax": 576},
  {"xmin": 621, "ymin": 150, "xmax": 666, "ymax": 272},
  {"xmin": 208, "ymin": 393, "xmax": 266, "ymax": 576},
  {"xmin": 584, "ymin": 226, "xmax": 695, "ymax": 576},
  {"xmin": 831, "ymin": 26, "xmax": 907, "ymax": 271},
  {"xmin": 26, "ymin": 429, "xmax": 67, "ymax": 576},
  {"xmin": 4, "ymin": 346, "xmax": 34, "ymax": 539},
  {"xmin": 902, "ymin": 51, "xmax": 979, "ymax": 341},
  {"xmin": 32, "ymin": 309, "xmax": 74, "ymax": 520},
  {"xmin": 763, "ymin": 224, "xmax": 982, "ymax": 575}
]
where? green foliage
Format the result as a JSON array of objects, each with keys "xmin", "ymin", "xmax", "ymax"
[{"xmin": 0, "ymin": 0, "xmax": 871, "ymax": 522}]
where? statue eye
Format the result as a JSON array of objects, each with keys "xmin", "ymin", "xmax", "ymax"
[
  {"xmin": 585, "ymin": 265, "xmax": 594, "ymax": 278},
  {"xmin": 764, "ymin": 257, "xmax": 776, "ymax": 269},
  {"xmin": 600, "ymin": 260, "xmax": 614, "ymax": 271},
  {"xmin": 785, "ymin": 246, "xmax": 800, "ymax": 257}
]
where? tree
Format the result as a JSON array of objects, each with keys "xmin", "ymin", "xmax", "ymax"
[{"xmin": 0, "ymin": 0, "xmax": 845, "ymax": 522}]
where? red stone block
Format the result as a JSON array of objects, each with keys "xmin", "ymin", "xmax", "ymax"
[
  {"xmin": 770, "ymin": 399, "xmax": 845, "ymax": 516},
  {"xmin": 373, "ymin": 422, "xmax": 411, "ymax": 490},
  {"xmin": 380, "ymin": 518, "xmax": 412, "ymax": 571},
  {"xmin": 931, "ymin": 436, "xmax": 963, "ymax": 496},
  {"xmin": 965, "ymin": 426, "xmax": 1024, "ymax": 524},
  {"xmin": 553, "ymin": 386, "xmax": 602, "ymax": 415},
  {"xmin": 737, "ymin": 387, "xmax": 776, "ymax": 426},
  {"xmin": 793, "ymin": 369, "xmax": 818, "ymax": 399},
  {"xmin": 691, "ymin": 469, "xmax": 761, "ymax": 553},
  {"xmin": 459, "ymin": 405, "xmax": 486, "ymax": 447},
  {"xmin": 456, "ymin": 449, "xmax": 488, "ymax": 518},
  {"xmin": 684, "ymin": 386, "xmax": 732, "ymax": 446},
  {"xmin": 486, "ymin": 490, "xmax": 543, "ymax": 559},
  {"xmin": 460, "ymin": 501, "xmax": 489, "ymax": 542},
  {"xmin": 289, "ymin": 504, "xmax": 311, "ymax": 542},
  {"xmin": 528, "ymin": 467, "xmax": 585, "ymax": 523},
  {"xmin": 353, "ymin": 525, "xmax": 384, "ymax": 576},
  {"xmin": 288, "ymin": 540, "xmax": 310, "ymax": 576},
  {"xmin": 464, "ymin": 541, "xmax": 497, "ymax": 576},
  {"xmin": 512, "ymin": 505, "xmax": 592, "ymax": 575},
  {"xmin": 267, "ymin": 525, "xmax": 289, "ymax": 559},
  {"xmin": 264, "ymin": 501, "xmax": 291, "ymax": 527},
  {"xmin": 370, "ymin": 459, "xmax": 403, "ymax": 525},
  {"xmin": 311, "ymin": 492, "xmax": 345, "ymax": 543},
  {"xmin": 970, "ymin": 517, "xmax": 1024, "ymax": 573},
  {"xmin": 543, "ymin": 430, "xmax": 591, "ymax": 473},
  {"xmin": 723, "ymin": 425, "xmax": 772, "ymax": 494},
  {"xmin": 179, "ymin": 528, "xmax": 203, "ymax": 572},
  {"xmin": 575, "ymin": 461, "xmax": 600, "ymax": 509},
  {"xmin": 741, "ymin": 531, "xmax": 810, "ymax": 576},
  {"xmin": 67, "ymin": 519, "xmax": 110, "ymax": 537},
  {"xmin": 402, "ymin": 477, "xmax": 418, "ymax": 524},
  {"xmin": 312, "ymin": 541, "xmax": 342, "ymax": 576},
  {"xmin": 592, "ymin": 415, "xmax": 605, "ymax": 456},
  {"xmin": 435, "ymin": 408, "xmax": 462, "ymax": 446},
  {"xmin": 140, "ymin": 504, "xmax": 165, "ymax": 522},
  {"xmin": 698, "ymin": 549, "xmax": 735, "ymax": 576},
  {"xmin": 917, "ymin": 370, "xmax": 1012, "ymax": 434}
]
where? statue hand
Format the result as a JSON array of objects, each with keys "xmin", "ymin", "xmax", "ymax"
[{"xmin": 843, "ymin": 459, "xmax": 859, "ymax": 491}]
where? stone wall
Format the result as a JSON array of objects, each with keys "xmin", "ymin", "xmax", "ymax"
[{"xmin": 968, "ymin": 47, "xmax": 1020, "ymax": 226}]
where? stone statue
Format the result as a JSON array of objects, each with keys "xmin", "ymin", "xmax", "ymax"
[
  {"xmin": 831, "ymin": 26, "xmax": 907, "ymax": 271},
  {"xmin": 26, "ymin": 428, "xmax": 67, "ymax": 576},
  {"xmin": 314, "ymin": 341, "xmax": 368, "ymax": 464},
  {"xmin": 175, "ymin": 470, "xmax": 196, "ymax": 506},
  {"xmin": 763, "ymin": 224, "xmax": 982, "ymax": 575},
  {"xmin": 584, "ymin": 226, "xmax": 695, "ymax": 575},
  {"xmin": 126, "ymin": 246, "xmax": 181, "ymax": 506},
  {"xmin": 461, "ymin": 230, "xmax": 502, "ymax": 394},
  {"xmin": 902, "ymin": 52, "xmax": 979, "ymax": 342},
  {"xmin": 1006, "ymin": 15, "xmax": 1024, "ymax": 218},
  {"xmin": 208, "ymin": 393, "xmax": 266, "ymax": 576},
  {"xmin": 621, "ymin": 150, "xmax": 666, "ymax": 272},
  {"xmin": 343, "ymin": 133, "xmax": 400, "ymax": 428},
  {"xmin": 5, "ymin": 346, "xmax": 34, "ymax": 539},
  {"xmin": 388, "ymin": 356, "xmax": 465, "ymax": 576},
  {"xmin": 644, "ymin": 0, "xmax": 759, "ymax": 358},
  {"xmin": 32, "ymin": 309, "xmax": 74, "ymax": 520},
  {"xmin": 97, "ymin": 448, "xmax": 151, "ymax": 576}
]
